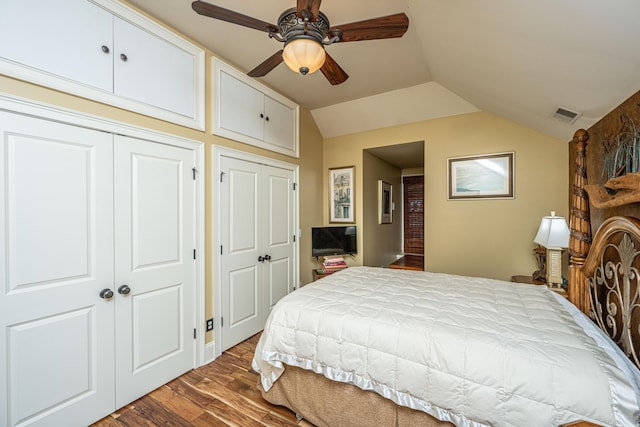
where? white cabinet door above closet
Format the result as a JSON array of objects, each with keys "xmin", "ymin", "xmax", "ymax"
[
  {"xmin": 113, "ymin": 17, "xmax": 195, "ymax": 120},
  {"xmin": 214, "ymin": 58, "xmax": 299, "ymax": 158},
  {"xmin": 0, "ymin": 0, "xmax": 113, "ymax": 91},
  {"xmin": 219, "ymin": 69, "xmax": 265, "ymax": 142},
  {"xmin": 0, "ymin": 0, "xmax": 204, "ymax": 130},
  {"xmin": 263, "ymin": 96, "xmax": 296, "ymax": 152}
]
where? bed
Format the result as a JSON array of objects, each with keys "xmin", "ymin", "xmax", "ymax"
[{"xmin": 252, "ymin": 129, "xmax": 640, "ymax": 427}]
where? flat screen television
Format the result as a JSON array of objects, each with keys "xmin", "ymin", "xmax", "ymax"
[{"xmin": 311, "ymin": 226, "xmax": 357, "ymax": 257}]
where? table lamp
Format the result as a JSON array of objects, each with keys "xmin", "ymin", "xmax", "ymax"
[{"xmin": 533, "ymin": 211, "xmax": 570, "ymax": 289}]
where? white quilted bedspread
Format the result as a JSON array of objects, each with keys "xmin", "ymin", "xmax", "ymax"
[{"xmin": 252, "ymin": 267, "xmax": 640, "ymax": 427}]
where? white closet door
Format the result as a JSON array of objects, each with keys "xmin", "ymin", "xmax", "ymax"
[
  {"xmin": 262, "ymin": 166, "xmax": 295, "ymax": 313},
  {"xmin": 218, "ymin": 156, "xmax": 295, "ymax": 352},
  {"xmin": 113, "ymin": 136, "xmax": 196, "ymax": 407},
  {"xmin": 219, "ymin": 156, "xmax": 264, "ymax": 350},
  {"xmin": 0, "ymin": 112, "xmax": 115, "ymax": 427}
]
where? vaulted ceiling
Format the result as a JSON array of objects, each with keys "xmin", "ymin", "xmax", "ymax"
[{"xmin": 127, "ymin": 0, "xmax": 640, "ymax": 142}]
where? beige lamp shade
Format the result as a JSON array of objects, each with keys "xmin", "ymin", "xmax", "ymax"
[
  {"xmin": 533, "ymin": 211, "xmax": 570, "ymax": 249},
  {"xmin": 282, "ymin": 37, "xmax": 326, "ymax": 75}
]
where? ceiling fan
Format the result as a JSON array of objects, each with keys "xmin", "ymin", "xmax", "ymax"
[{"xmin": 191, "ymin": 0, "xmax": 409, "ymax": 85}]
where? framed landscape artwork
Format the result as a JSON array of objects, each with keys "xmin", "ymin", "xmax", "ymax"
[
  {"xmin": 329, "ymin": 166, "xmax": 355, "ymax": 223},
  {"xmin": 448, "ymin": 152, "xmax": 514, "ymax": 200}
]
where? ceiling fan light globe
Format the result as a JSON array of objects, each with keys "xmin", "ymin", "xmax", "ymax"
[{"xmin": 282, "ymin": 37, "xmax": 325, "ymax": 76}]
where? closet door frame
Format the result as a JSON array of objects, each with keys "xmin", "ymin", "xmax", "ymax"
[
  {"xmin": 212, "ymin": 145, "xmax": 300, "ymax": 359},
  {"xmin": 0, "ymin": 93, "xmax": 207, "ymax": 367}
]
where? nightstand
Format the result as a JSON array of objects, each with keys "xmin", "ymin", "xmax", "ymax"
[
  {"xmin": 511, "ymin": 275, "xmax": 545, "ymax": 285},
  {"xmin": 312, "ymin": 269, "xmax": 332, "ymax": 281},
  {"xmin": 512, "ymin": 275, "xmax": 569, "ymax": 298},
  {"xmin": 549, "ymin": 287, "xmax": 569, "ymax": 298}
]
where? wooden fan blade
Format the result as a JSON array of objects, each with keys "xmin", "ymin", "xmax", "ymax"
[
  {"xmin": 320, "ymin": 53, "xmax": 348, "ymax": 85},
  {"xmin": 333, "ymin": 13, "xmax": 409, "ymax": 42},
  {"xmin": 192, "ymin": 1, "xmax": 278, "ymax": 33},
  {"xmin": 248, "ymin": 50, "xmax": 284, "ymax": 77},
  {"xmin": 297, "ymin": 0, "xmax": 321, "ymax": 21}
]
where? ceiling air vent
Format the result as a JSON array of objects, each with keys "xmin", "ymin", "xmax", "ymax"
[{"xmin": 552, "ymin": 106, "xmax": 582, "ymax": 124}]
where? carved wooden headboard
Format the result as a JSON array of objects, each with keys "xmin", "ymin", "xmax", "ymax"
[
  {"xmin": 568, "ymin": 128, "xmax": 640, "ymax": 369},
  {"xmin": 568, "ymin": 129, "xmax": 592, "ymax": 313},
  {"xmin": 581, "ymin": 216, "xmax": 640, "ymax": 369}
]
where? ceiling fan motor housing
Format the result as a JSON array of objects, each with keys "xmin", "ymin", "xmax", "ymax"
[{"xmin": 278, "ymin": 8, "xmax": 330, "ymax": 46}]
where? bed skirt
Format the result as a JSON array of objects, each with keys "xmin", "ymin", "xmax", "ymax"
[{"xmin": 258, "ymin": 364, "xmax": 454, "ymax": 427}]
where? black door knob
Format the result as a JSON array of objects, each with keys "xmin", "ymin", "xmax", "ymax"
[{"xmin": 99, "ymin": 288, "xmax": 114, "ymax": 299}]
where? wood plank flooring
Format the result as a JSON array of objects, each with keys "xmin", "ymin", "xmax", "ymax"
[
  {"xmin": 388, "ymin": 255, "xmax": 424, "ymax": 271},
  {"xmin": 91, "ymin": 333, "xmax": 313, "ymax": 427}
]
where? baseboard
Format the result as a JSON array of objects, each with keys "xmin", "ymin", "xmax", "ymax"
[{"xmin": 205, "ymin": 340, "xmax": 216, "ymax": 364}]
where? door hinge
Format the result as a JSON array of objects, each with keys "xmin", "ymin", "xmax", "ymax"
[
  {"xmin": 293, "ymin": 234, "xmax": 296, "ymax": 242},
  {"xmin": 221, "ymin": 317, "xmax": 224, "ymax": 327},
  {"xmin": 192, "ymin": 167, "xmax": 197, "ymax": 180},
  {"xmin": 193, "ymin": 249, "xmax": 196, "ymax": 260},
  {"xmin": 193, "ymin": 328, "xmax": 197, "ymax": 339},
  {"xmin": 220, "ymin": 245, "xmax": 223, "ymax": 255},
  {"xmin": 293, "ymin": 182, "xmax": 297, "ymax": 190},
  {"xmin": 220, "ymin": 171, "xmax": 225, "ymax": 182}
]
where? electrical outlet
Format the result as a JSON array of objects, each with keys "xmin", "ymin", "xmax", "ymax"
[{"xmin": 206, "ymin": 318, "xmax": 214, "ymax": 331}]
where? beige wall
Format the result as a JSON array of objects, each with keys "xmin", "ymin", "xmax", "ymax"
[
  {"xmin": 324, "ymin": 112, "xmax": 568, "ymax": 281},
  {"xmin": 362, "ymin": 151, "xmax": 402, "ymax": 267},
  {"xmin": 0, "ymin": 35, "xmax": 325, "ymax": 343},
  {"xmin": 298, "ymin": 109, "xmax": 325, "ymax": 284},
  {"xmin": 403, "ymin": 167, "xmax": 424, "ymax": 176}
]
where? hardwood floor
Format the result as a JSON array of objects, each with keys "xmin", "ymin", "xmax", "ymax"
[{"xmin": 92, "ymin": 333, "xmax": 313, "ymax": 427}]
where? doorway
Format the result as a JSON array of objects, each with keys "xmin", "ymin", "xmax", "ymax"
[
  {"xmin": 403, "ymin": 175, "xmax": 424, "ymax": 255},
  {"xmin": 363, "ymin": 141, "xmax": 424, "ymax": 266}
]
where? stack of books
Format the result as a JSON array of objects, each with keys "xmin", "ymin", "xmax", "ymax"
[{"xmin": 321, "ymin": 255, "xmax": 348, "ymax": 274}]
